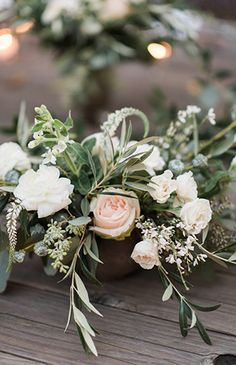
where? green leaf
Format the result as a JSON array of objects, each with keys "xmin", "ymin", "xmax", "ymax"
[
  {"xmin": 189, "ymin": 301, "xmax": 221, "ymax": 312},
  {"xmin": 0, "ymin": 250, "xmax": 11, "ymax": 293},
  {"xmin": 80, "ymin": 326, "xmax": 98, "ymax": 356},
  {"xmin": 81, "ymin": 137, "xmax": 96, "ymax": 152},
  {"xmin": 73, "ymin": 305, "xmax": 95, "ymax": 336},
  {"xmin": 196, "ymin": 319, "xmax": 212, "ymax": 345},
  {"xmin": 125, "ymin": 181, "xmax": 154, "ymax": 192},
  {"xmin": 75, "ymin": 169, "xmax": 92, "ymax": 195},
  {"xmin": 201, "ymin": 171, "xmax": 229, "ymax": 197},
  {"xmin": 80, "ymin": 258, "xmax": 101, "ymax": 286},
  {"xmin": 229, "ymin": 251, "xmax": 236, "ymax": 262},
  {"xmin": 65, "ymin": 111, "xmax": 74, "ymax": 130},
  {"xmin": 209, "ymin": 134, "xmax": 235, "ymax": 157},
  {"xmin": 190, "ymin": 310, "xmax": 197, "ymax": 329},
  {"xmin": 87, "ymin": 150, "xmax": 97, "ymax": 181},
  {"xmin": 74, "ymin": 273, "xmax": 102, "ymax": 316},
  {"xmin": 53, "ymin": 119, "xmax": 67, "ymax": 135},
  {"xmin": 84, "ymin": 236, "xmax": 103, "ymax": 264},
  {"xmin": 69, "ymin": 216, "xmax": 91, "ymax": 227},
  {"xmin": 162, "ymin": 284, "xmax": 173, "ymax": 302},
  {"xmin": 81, "ymin": 197, "xmax": 90, "ymax": 216},
  {"xmin": 179, "ymin": 299, "xmax": 188, "ymax": 337},
  {"xmin": 31, "ymin": 121, "xmax": 45, "ymax": 133},
  {"xmin": 67, "ymin": 143, "xmax": 90, "ymax": 167},
  {"xmin": 17, "ymin": 101, "xmax": 30, "ymax": 149}
]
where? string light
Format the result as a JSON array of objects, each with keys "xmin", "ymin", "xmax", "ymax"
[
  {"xmin": 147, "ymin": 42, "xmax": 172, "ymax": 60},
  {"xmin": 0, "ymin": 29, "xmax": 19, "ymax": 61}
]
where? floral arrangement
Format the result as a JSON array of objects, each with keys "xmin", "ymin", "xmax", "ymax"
[
  {"xmin": 0, "ymin": 104, "xmax": 236, "ymax": 356},
  {"xmin": 12, "ymin": 0, "xmax": 202, "ymax": 113}
]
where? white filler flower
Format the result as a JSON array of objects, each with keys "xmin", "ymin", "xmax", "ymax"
[
  {"xmin": 14, "ymin": 165, "xmax": 74, "ymax": 218},
  {"xmin": 180, "ymin": 198, "xmax": 212, "ymax": 235},
  {"xmin": 0, "ymin": 142, "xmax": 31, "ymax": 179}
]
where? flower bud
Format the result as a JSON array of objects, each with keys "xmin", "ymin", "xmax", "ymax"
[
  {"xmin": 34, "ymin": 242, "xmax": 48, "ymax": 257},
  {"xmin": 192, "ymin": 154, "xmax": 208, "ymax": 168},
  {"xmin": 168, "ymin": 159, "xmax": 184, "ymax": 175},
  {"xmin": 5, "ymin": 170, "xmax": 20, "ymax": 184},
  {"xmin": 14, "ymin": 250, "xmax": 25, "ymax": 263}
]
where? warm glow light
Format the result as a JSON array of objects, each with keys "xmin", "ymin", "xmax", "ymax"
[
  {"xmin": 16, "ymin": 21, "xmax": 34, "ymax": 34},
  {"xmin": 0, "ymin": 29, "xmax": 19, "ymax": 61},
  {"xmin": 147, "ymin": 42, "xmax": 172, "ymax": 60}
]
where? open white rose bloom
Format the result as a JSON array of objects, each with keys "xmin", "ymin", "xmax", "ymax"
[{"xmin": 0, "ymin": 105, "xmax": 236, "ymax": 355}]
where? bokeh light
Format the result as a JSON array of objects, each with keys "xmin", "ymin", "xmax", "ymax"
[
  {"xmin": 0, "ymin": 29, "xmax": 19, "ymax": 61},
  {"xmin": 16, "ymin": 21, "xmax": 34, "ymax": 34},
  {"xmin": 147, "ymin": 42, "xmax": 172, "ymax": 60}
]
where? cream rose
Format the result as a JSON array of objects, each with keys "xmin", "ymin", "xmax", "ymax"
[
  {"xmin": 0, "ymin": 142, "xmax": 31, "ymax": 179},
  {"xmin": 90, "ymin": 187, "xmax": 140, "ymax": 239},
  {"xmin": 174, "ymin": 171, "xmax": 198, "ymax": 206},
  {"xmin": 148, "ymin": 170, "xmax": 176, "ymax": 204},
  {"xmin": 131, "ymin": 240, "xmax": 160, "ymax": 269},
  {"xmin": 180, "ymin": 198, "xmax": 212, "ymax": 235},
  {"xmin": 126, "ymin": 141, "xmax": 165, "ymax": 175},
  {"xmin": 14, "ymin": 165, "xmax": 74, "ymax": 218}
]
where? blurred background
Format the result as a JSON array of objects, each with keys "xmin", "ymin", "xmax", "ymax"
[{"xmin": 0, "ymin": 0, "xmax": 235, "ymax": 137}]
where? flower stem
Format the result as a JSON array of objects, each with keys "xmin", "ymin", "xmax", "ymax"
[
  {"xmin": 199, "ymin": 119, "xmax": 236, "ymax": 153},
  {"xmin": 63, "ymin": 150, "xmax": 78, "ymax": 176}
]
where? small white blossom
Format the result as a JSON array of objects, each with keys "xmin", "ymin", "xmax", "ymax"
[
  {"xmin": 186, "ymin": 105, "xmax": 201, "ymax": 115},
  {"xmin": 207, "ymin": 108, "xmax": 216, "ymax": 125},
  {"xmin": 178, "ymin": 105, "xmax": 201, "ymax": 123},
  {"xmin": 42, "ymin": 149, "xmax": 57, "ymax": 165}
]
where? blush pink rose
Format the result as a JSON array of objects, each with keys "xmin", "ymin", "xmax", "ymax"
[{"xmin": 90, "ymin": 187, "xmax": 140, "ymax": 239}]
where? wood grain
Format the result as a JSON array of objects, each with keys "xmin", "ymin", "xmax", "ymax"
[{"xmin": 0, "ymin": 258, "xmax": 235, "ymax": 364}]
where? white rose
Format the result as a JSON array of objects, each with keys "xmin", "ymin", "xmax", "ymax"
[
  {"xmin": 14, "ymin": 165, "xmax": 74, "ymax": 218},
  {"xmin": 174, "ymin": 171, "xmax": 198, "ymax": 206},
  {"xmin": 131, "ymin": 240, "xmax": 160, "ymax": 270},
  {"xmin": 148, "ymin": 170, "xmax": 176, "ymax": 204},
  {"xmin": 100, "ymin": 0, "xmax": 130, "ymax": 22},
  {"xmin": 90, "ymin": 187, "xmax": 140, "ymax": 239},
  {"xmin": 180, "ymin": 198, "xmax": 212, "ymax": 235},
  {"xmin": 0, "ymin": 142, "xmax": 31, "ymax": 179},
  {"xmin": 126, "ymin": 141, "xmax": 165, "ymax": 175}
]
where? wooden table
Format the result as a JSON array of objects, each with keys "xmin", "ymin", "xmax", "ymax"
[{"xmin": 0, "ymin": 258, "xmax": 235, "ymax": 365}]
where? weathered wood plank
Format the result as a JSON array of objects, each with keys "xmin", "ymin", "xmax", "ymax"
[
  {"xmin": 1, "ymin": 265, "xmax": 236, "ymax": 365},
  {"xmin": 0, "ymin": 351, "xmax": 48, "ymax": 365},
  {"xmin": 10, "ymin": 258, "xmax": 236, "ymax": 337}
]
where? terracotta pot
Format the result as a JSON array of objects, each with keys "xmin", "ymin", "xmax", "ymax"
[{"xmin": 96, "ymin": 230, "xmax": 141, "ymax": 281}]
